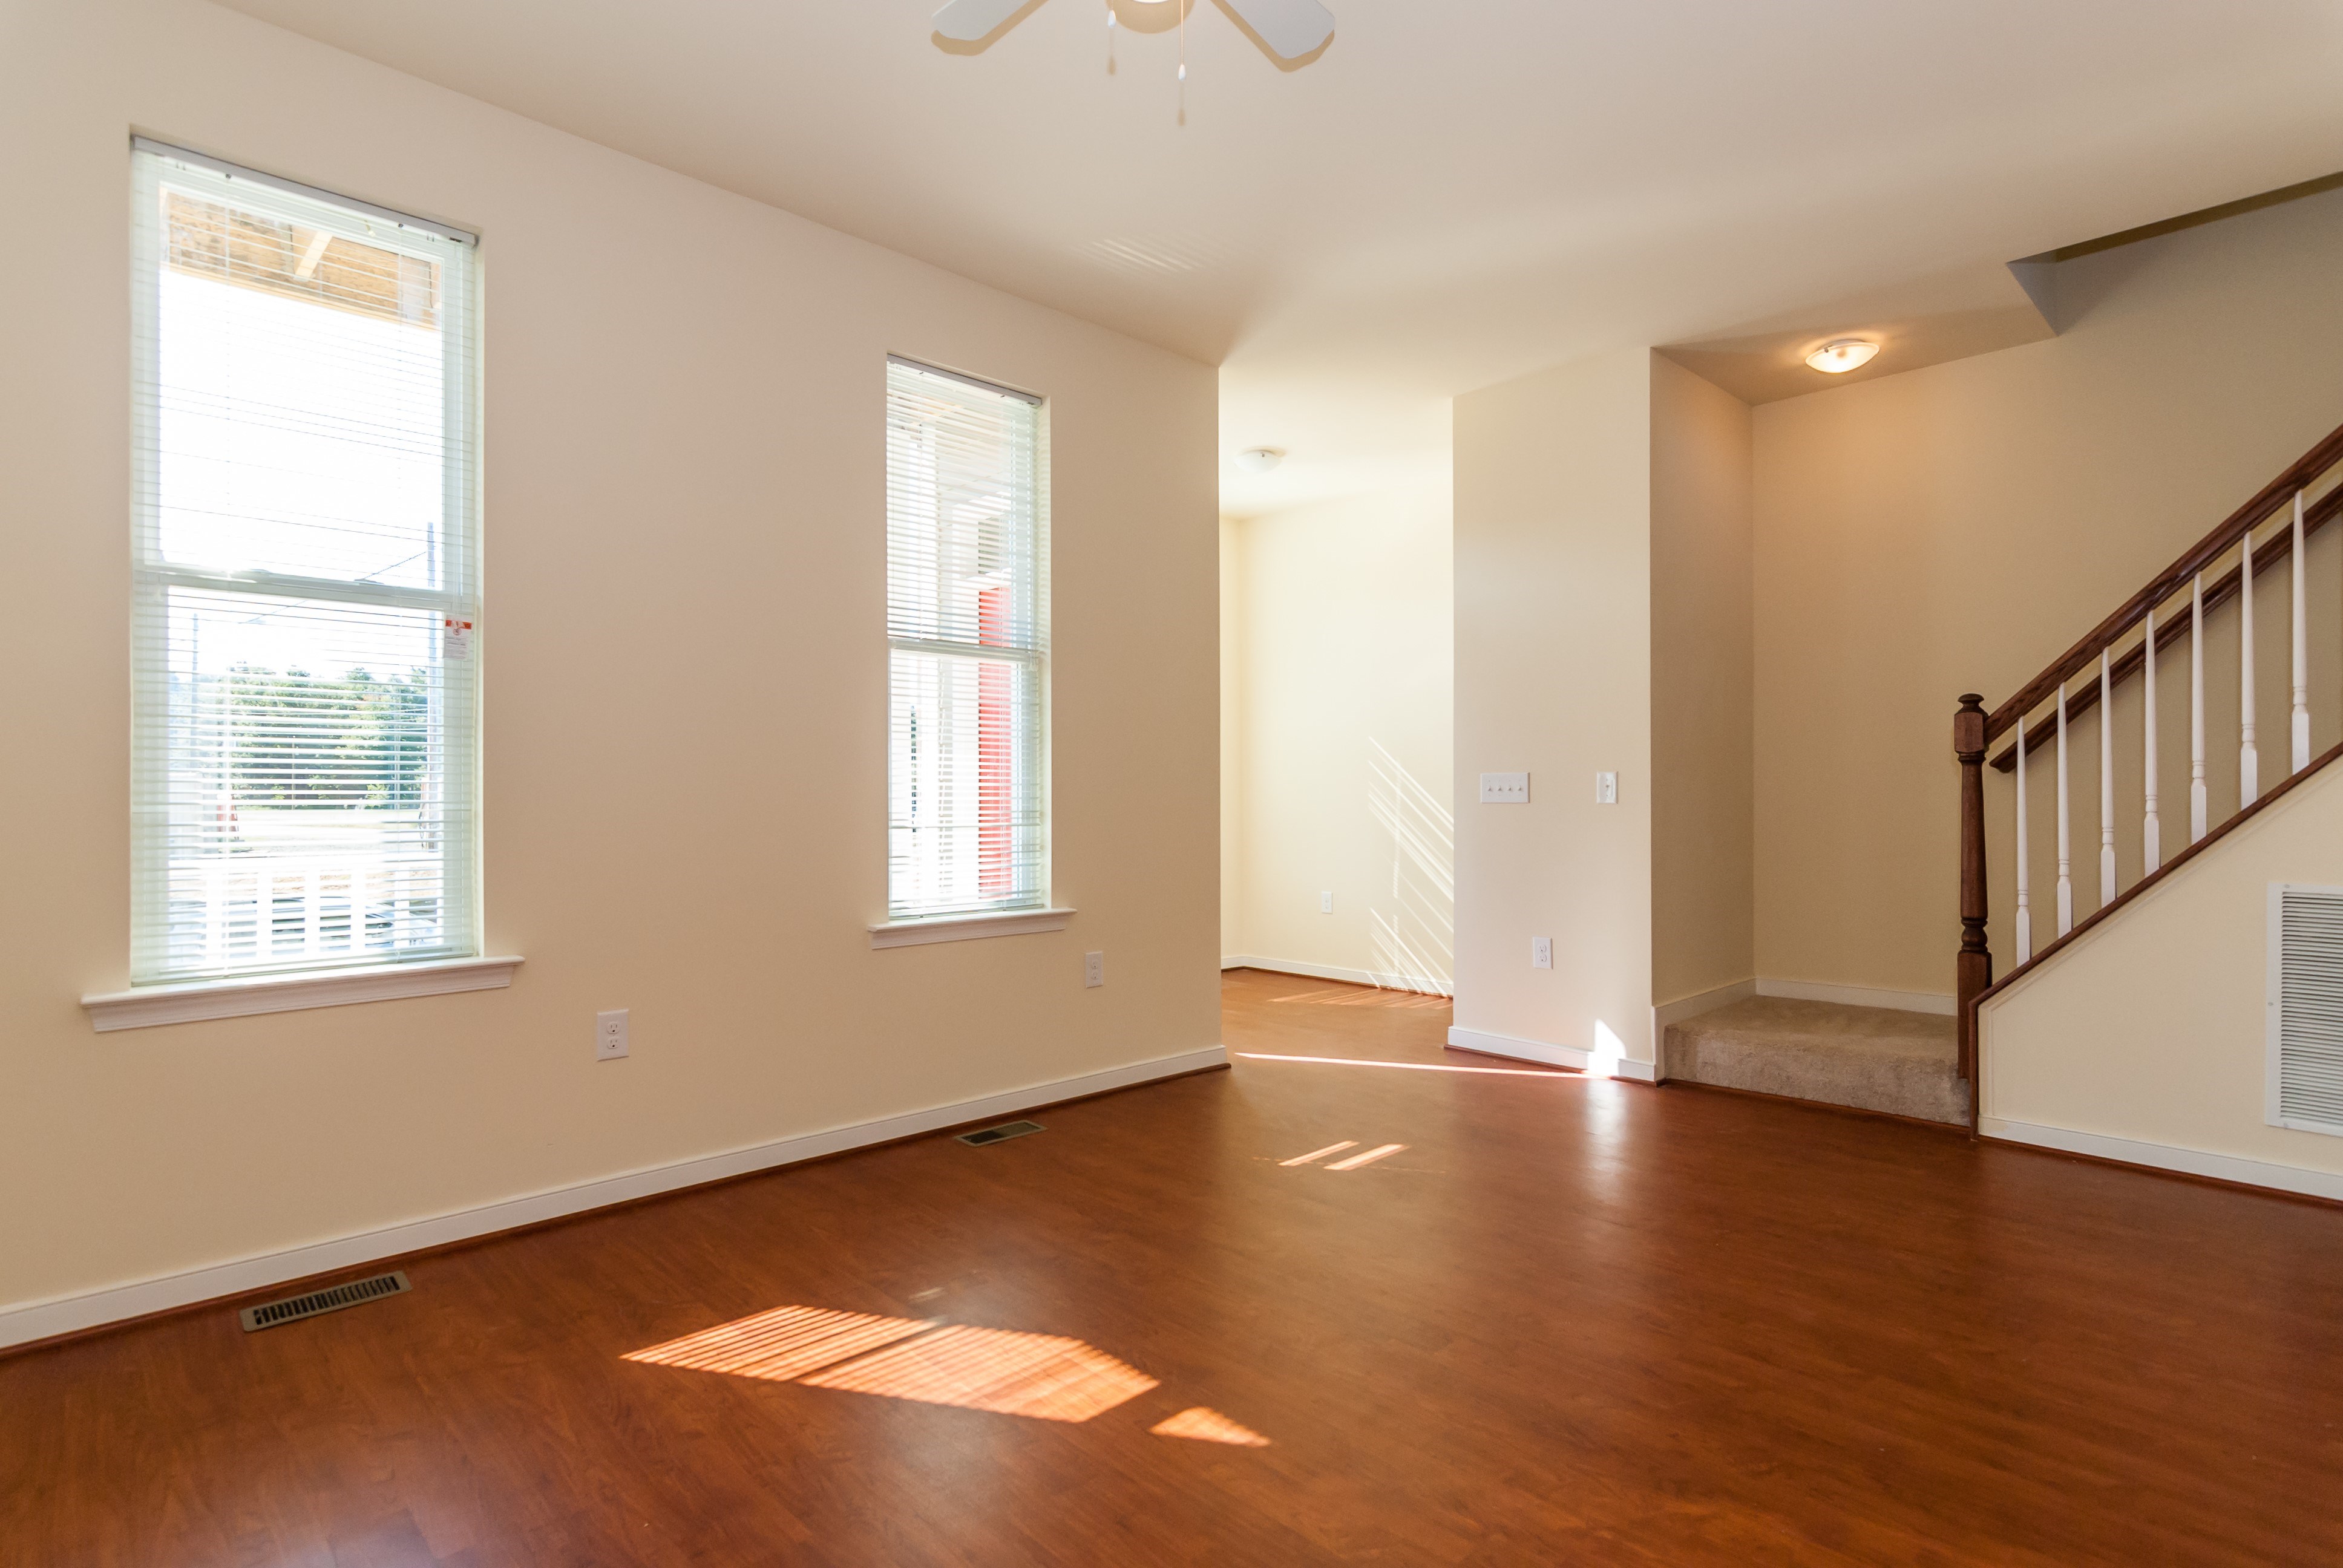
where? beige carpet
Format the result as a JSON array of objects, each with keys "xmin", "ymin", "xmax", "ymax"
[{"xmin": 1663, "ymin": 997, "xmax": 1967, "ymax": 1126}]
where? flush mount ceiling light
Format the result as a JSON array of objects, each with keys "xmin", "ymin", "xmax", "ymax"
[
  {"xmin": 1805, "ymin": 339, "xmax": 1881, "ymax": 374},
  {"xmin": 934, "ymin": 0, "xmax": 1335, "ymax": 115},
  {"xmin": 1234, "ymin": 448, "xmax": 1284, "ymax": 474}
]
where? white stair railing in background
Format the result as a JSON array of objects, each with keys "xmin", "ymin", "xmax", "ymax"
[
  {"xmin": 1953, "ymin": 419, "xmax": 2343, "ymax": 1092},
  {"xmin": 2295, "ymin": 492, "xmax": 2312, "ymax": 772}
]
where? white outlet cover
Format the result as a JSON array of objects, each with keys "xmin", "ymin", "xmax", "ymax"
[
  {"xmin": 1320, "ymin": 890, "xmax": 1334, "ymax": 913},
  {"xmin": 1531, "ymin": 936, "xmax": 1553, "ymax": 970},
  {"xmin": 1480, "ymin": 772, "xmax": 1530, "ymax": 804},
  {"xmin": 595, "ymin": 1008, "xmax": 629, "ymax": 1061},
  {"xmin": 1084, "ymin": 951, "xmax": 1105, "ymax": 988},
  {"xmin": 1594, "ymin": 771, "xmax": 1618, "ymax": 804}
]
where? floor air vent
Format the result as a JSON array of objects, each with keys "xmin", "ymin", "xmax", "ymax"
[
  {"xmin": 238, "ymin": 1270, "xmax": 411, "ymax": 1333},
  {"xmin": 2271, "ymin": 884, "xmax": 2343, "ymax": 1137},
  {"xmin": 958, "ymin": 1120, "xmax": 1044, "ymax": 1146}
]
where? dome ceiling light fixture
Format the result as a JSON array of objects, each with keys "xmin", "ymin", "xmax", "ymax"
[
  {"xmin": 933, "ymin": 0, "xmax": 1335, "ymax": 118},
  {"xmin": 1234, "ymin": 447, "xmax": 1285, "ymax": 474},
  {"xmin": 1805, "ymin": 338, "xmax": 1881, "ymax": 374}
]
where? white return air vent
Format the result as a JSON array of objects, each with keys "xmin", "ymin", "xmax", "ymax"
[{"xmin": 2267, "ymin": 884, "xmax": 2343, "ymax": 1137}]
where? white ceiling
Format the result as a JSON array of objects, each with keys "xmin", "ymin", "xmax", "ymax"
[{"xmin": 216, "ymin": 0, "xmax": 2343, "ymax": 515}]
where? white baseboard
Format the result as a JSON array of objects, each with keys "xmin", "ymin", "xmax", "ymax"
[
  {"xmin": 1757, "ymin": 977, "xmax": 1955, "ymax": 1016},
  {"xmin": 1220, "ymin": 955, "xmax": 1452, "ymax": 997},
  {"xmin": 1445, "ymin": 1025, "xmax": 1659, "ymax": 1083},
  {"xmin": 1979, "ymin": 1117, "xmax": 2343, "ymax": 1202},
  {"xmin": 0, "ymin": 1045, "xmax": 1229, "ymax": 1351},
  {"xmin": 1653, "ymin": 979, "xmax": 1757, "ymax": 1031}
]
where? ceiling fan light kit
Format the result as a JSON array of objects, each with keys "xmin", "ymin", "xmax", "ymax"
[{"xmin": 932, "ymin": 0, "xmax": 1334, "ymax": 112}]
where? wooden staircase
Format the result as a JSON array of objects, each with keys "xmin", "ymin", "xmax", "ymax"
[{"xmin": 1953, "ymin": 419, "xmax": 2343, "ymax": 1123}]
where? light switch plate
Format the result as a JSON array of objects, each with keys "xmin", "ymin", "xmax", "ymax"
[
  {"xmin": 1594, "ymin": 771, "xmax": 1618, "ymax": 805},
  {"xmin": 595, "ymin": 1009, "xmax": 629, "ymax": 1061},
  {"xmin": 1531, "ymin": 936, "xmax": 1553, "ymax": 970},
  {"xmin": 1480, "ymin": 772, "xmax": 1530, "ymax": 804}
]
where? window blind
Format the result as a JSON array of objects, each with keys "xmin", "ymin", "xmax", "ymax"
[
  {"xmin": 885, "ymin": 358, "xmax": 1047, "ymax": 920},
  {"xmin": 129, "ymin": 141, "xmax": 480, "ymax": 985}
]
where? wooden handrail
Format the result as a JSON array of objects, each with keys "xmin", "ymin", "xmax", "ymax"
[
  {"xmin": 1988, "ymin": 479, "xmax": 2343, "ymax": 771},
  {"xmin": 1984, "ymin": 418, "xmax": 2343, "ymax": 746},
  {"xmin": 1953, "ymin": 415, "xmax": 2343, "ymax": 1120}
]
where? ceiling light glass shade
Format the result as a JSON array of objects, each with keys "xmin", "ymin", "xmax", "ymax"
[
  {"xmin": 1806, "ymin": 339, "xmax": 1880, "ymax": 374},
  {"xmin": 1234, "ymin": 448, "xmax": 1284, "ymax": 474}
]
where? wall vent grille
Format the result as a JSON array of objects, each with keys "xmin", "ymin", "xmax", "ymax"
[
  {"xmin": 2270, "ymin": 884, "xmax": 2343, "ymax": 1137},
  {"xmin": 238, "ymin": 1270, "xmax": 411, "ymax": 1333}
]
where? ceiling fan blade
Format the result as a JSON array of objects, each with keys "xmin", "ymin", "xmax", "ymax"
[
  {"xmin": 1221, "ymin": 0, "xmax": 1335, "ymax": 59},
  {"xmin": 933, "ymin": 0, "xmax": 1034, "ymax": 43}
]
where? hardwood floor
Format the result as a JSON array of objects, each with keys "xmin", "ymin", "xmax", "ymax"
[{"xmin": 7, "ymin": 968, "xmax": 2342, "ymax": 1564}]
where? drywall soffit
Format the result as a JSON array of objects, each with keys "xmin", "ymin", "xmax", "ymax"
[{"xmin": 1655, "ymin": 259, "xmax": 2055, "ymax": 407}]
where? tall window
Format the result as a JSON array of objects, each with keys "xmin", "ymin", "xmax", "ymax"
[
  {"xmin": 129, "ymin": 142, "xmax": 480, "ymax": 984},
  {"xmin": 885, "ymin": 358, "xmax": 1047, "ymax": 920}
]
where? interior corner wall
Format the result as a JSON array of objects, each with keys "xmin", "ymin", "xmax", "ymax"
[
  {"xmin": 1649, "ymin": 354, "xmax": 1755, "ymax": 1005},
  {"xmin": 1751, "ymin": 183, "xmax": 2343, "ymax": 999},
  {"xmin": 1223, "ymin": 485, "xmax": 1454, "ymax": 991},
  {"xmin": 1453, "ymin": 348, "xmax": 1656, "ymax": 1063},
  {"xmin": 0, "ymin": 0, "xmax": 1219, "ymax": 1326}
]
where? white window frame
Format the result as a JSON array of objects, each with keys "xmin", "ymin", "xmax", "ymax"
[
  {"xmin": 875, "ymin": 356, "xmax": 1063, "ymax": 942},
  {"xmin": 95, "ymin": 140, "xmax": 509, "ymax": 1024}
]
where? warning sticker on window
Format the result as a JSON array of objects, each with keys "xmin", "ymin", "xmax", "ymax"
[{"xmin": 443, "ymin": 617, "xmax": 474, "ymax": 661}]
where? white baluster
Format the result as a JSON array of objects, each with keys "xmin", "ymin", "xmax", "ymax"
[
  {"xmin": 2293, "ymin": 491, "xmax": 2310, "ymax": 773},
  {"xmin": 2192, "ymin": 572, "xmax": 2208, "ymax": 841},
  {"xmin": 2056, "ymin": 680, "xmax": 2074, "ymax": 936},
  {"xmin": 2099, "ymin": 648, "xmax": 2116, "ymax": 905},
  {"xmin": 2014, "ymin": 714, "xmax": 2032, "ymax": 962},
  {"xmin": 2143, "ymin": 606, "xmax": 2160, "ymax": 874},
  {"xmin": 2242, "ymin": 524, "xmax": 2259, "ymax": 805}
]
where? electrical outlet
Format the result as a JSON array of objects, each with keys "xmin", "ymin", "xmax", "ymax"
[
  {"xmin": 1084, "ymin": 951, "xmax": 1105, "ymax": 988},
  {"xmin": 595, "ymin": 1009, "xmax": 629, "ymax": 1061},
  {"xmin": 1320, "ymin": 890, "xmax": 1334, "ymax": 913},
  {"xmin": 1594, "ymin": 771, "xmax": 1618, "ymax": 805},
  {"xmin": 1531, "ymin": 936, "xmax": 1553, "ymax": 970},
  {"xmin": 1480, "ymin": 772, "xmax": 1530, "ymax": 804}
]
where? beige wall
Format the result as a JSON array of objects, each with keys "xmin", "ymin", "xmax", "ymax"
[
  {"xmin": 1981, "ymin": 757, "xmax": 2343, "ymax": 1191},
  {"xmin": 1650, "ymin": 356, "xmax": 1755, "ymax": 1005},
  {"xmin": 1753, "ymin": 185, "xmax": 2343, "ymax": 998},
  {"xmin": 1453, "ymin": 349, "xmax": 1656, "ymax": 1065},
  {"xmin": 0, "ymin": 0, "xmax": 1218, "ymax": 1318},
  {"xmin": 1222, "ymin": 486, "xmax": 1453, "ymax": 990}
]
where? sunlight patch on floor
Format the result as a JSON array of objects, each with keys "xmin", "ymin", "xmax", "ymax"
[
  {"xmin": 1239, "ymin": 1052, "xmax": 1573, "ymax": 1078},
  {"xmin": 1152, "ymin": 1406, "xmax": 1271, "ymax": 1446},
  {"xmin": 1273, "ymin": 986, "xmax": 1450, "ymax": 1010},
  {"xmin": 627, "ymin": 1306, "xmax": 1173, "ymax": 1427}
]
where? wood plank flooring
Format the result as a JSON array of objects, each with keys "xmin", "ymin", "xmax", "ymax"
[{"xmin": 5, "ymin": 967, "xmax": 2342, "ymax": 1564}]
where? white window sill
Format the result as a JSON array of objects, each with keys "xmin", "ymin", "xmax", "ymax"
[
  {"xmin": 869, "ymin": 907, "xmax": 1074, "ymax": 949},
  {"xmin": 82, "ymin": 955, "xmax": 524, "ymax": 1033}
]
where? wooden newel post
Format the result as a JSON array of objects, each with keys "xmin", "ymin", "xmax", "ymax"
[{"xmin": 1955, "ymin": 693, "xmax": 1991, "ymax": 1083}]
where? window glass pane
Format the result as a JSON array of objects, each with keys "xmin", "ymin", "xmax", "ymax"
[
  {"xmin": 156, "ymin": 192, "xmax": 449, "ymax": 587},
  {"xmin": 889, "ymin": 650, "xmax": 1043, "ymax": 916},
  {"xmin": 152, "ymin": 589, "xmax": 470, "ymax": 976}
]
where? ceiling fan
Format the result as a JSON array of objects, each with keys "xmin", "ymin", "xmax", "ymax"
[{"xmin": 934, "ymin": 0, "xmax": 1335, "ymax": 64}]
